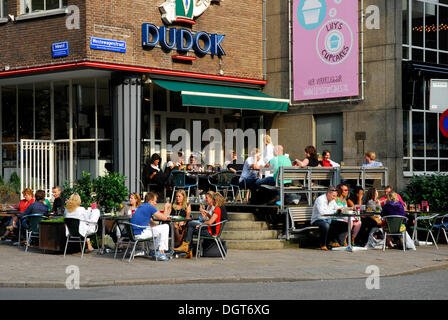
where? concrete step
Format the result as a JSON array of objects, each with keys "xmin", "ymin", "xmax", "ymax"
[
  {"xmin": 222, "ymin": 230, "xmax": 279, "ymax": 240},
  {"xmin": 227, "ymin": 212, "xmax": 255, "ymax": 221},
  {"xmin": 225, "ymin": 239, "xmax": 286, "ymax": 250},
  {"xmin": 225, "ymin": 220, "xmax": 268, "ymax": 231}
]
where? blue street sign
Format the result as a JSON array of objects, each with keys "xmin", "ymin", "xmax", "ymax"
[
  {"xmin": 90, "ymin": 37, "xmax": 126, "ymax": 53},
  {"xmin": 52, "ymin": 42, "xmax": 69, "ymax": 58}
]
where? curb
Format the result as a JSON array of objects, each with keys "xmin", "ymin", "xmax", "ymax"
[{"xmin": 1, "ymin": 262, "xmax": 447, "ymax": 289}]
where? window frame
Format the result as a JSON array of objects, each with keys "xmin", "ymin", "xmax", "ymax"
[
  {"xmin": 17, "ymin": 0, "xmax": 67, "ymax": 20},
  {"xmin": 403, "ymin": 0, "xmax": 448, "ymax": 175}
]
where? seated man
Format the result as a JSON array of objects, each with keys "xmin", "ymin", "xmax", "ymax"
[
  {"xmin": 130, "ymin": 192, "xmax": 170, "ymax": 261},
  {"xmin": 311, "ymin": 187, "xmax": 340, "ymax": 250},
  {"xmin": 256, "ymin": 145, "xmax": 291, "ymax": 187},
  {"xmin": 361, "ymin": 151, "xmax": 383, "ymax": 167},
  {"xmin": 239, "ymin": 148, "xmax": 265, "ymax": 202}
]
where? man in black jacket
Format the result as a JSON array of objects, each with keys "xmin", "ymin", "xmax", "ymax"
[{"xmin": 52, "ymin": 186, "xmax": 65, "ymax": 215}]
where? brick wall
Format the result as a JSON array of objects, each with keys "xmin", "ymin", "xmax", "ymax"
[
  {"xmin": 0, "ymin": 0, "xmax": 263, "ymax": 80},
  {"xmin": 0, "ymin": 0, "xmax": 86, "ymax": 71}
]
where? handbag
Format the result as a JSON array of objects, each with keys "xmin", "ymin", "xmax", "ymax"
[{"xmin": 202, "ymin": 239, "xmax": 227, "ymax": 257}]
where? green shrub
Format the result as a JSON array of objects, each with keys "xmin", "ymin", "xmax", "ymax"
[
  {"xmin": 62, "ymin": 171, "xmax": 95, "ymax": 208},
  {"xmin": 8, "ymin": 172, "xmax": 21, "ymax": 194},
  {"xmin": 401, "ymin": 174, "xmax": 448, "ymax": 212},
  {"xmin": 93, "ymin": 171, "xmax": 129, "ymax": 213}
]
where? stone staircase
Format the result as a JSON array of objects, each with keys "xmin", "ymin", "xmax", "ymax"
[{"xmin": 222, "ymin": 212, "xmax": 286, "ymax": 250}]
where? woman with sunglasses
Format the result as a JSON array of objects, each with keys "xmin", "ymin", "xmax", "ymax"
[{"xmin": 335, "ymin": 184, "xmax": 362, "ymax": 246}]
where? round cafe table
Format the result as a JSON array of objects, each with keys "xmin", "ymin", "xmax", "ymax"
[{"xmin": 328, "ymin": 211, "xmax": 377, "ymax": 252}]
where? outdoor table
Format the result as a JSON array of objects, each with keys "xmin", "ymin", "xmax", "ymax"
[
  {"xmin": 186, "ymin": 171, "xmax": 215, "ymax": 199},
  {"xmin": 406, "ymin": 210, "xmax": 440, "ymax": 245},
  {"xmin": 99, "ymin": 214, "xmax": 130, "ymax": 254},
  {"xmin": 0, "ymin": 209, "xmax": 20, "ymax": 217},
  {"xmin": 154, "ymin": 216, "xmax": 192, "ymax": 251},
  {"xmin": 328, "ymin": 211, "xmax": 376, "ymax": 252}
]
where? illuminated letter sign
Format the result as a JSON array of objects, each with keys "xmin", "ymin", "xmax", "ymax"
[{"xmin": 142, "ymin": 23, "xmax": 225, "ymax": 57}]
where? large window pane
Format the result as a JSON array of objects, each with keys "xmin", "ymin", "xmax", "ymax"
[
  {"xmin": 403, "ymin": 0, "xmax": 409, "ymax": 45},
  {"xmin": 424, "ymin": 3, "xmax": 437, "ymax": 49},
  {"xmin": 73, "ymin": 141, "xmax": 96, "ymax": 180},
  {"xmin": 97, "ymin": 78, "xmax": 112, "ymax": 139},
  {"xmin": 425, "ymin": 113, "xmax": 438, "ymax": 157},
  {"xmin": 413, "ymin": 159, "xmax": 424, "ymax": 171},
  {"xmin": 441, "ymin": 160, "xmax": 448, "ymax": 172},
  {"xmin": 2, "ymin": 86, "xmax": 16, "ymax": 143},
  {"xmin": 31, "ymin": 0, "xmax": 44, "ymax": 11},
  {"xmin": 411, "ymin": 0, "xmax": 424, "ymax": 47},
  {"xmin": 2, "ymin": 144, "xmax": 17, "ymax": 180},
  {"xmin": 18, "ymin": 84, "xmax": 33, "ymax": 140},
  {"xmin": 403, "ymin": 111, "xmax": 410, "ymax": 157},
  {"xmin": 412, "ymin": 48, "xmax": 423, "ymax": 61},
  {"xmin": 426, "ymin": 160, "xmax": 438, "ymax": 172},
  {"xmin": 35, "ymin": 82, "xmax": 51, "ymax": 140},
  {"xmin": 440, "ymin": 6, "xmax": 448, "ymax": 51},
  {"xmin": 440, "ymin": 53, "xmax": 448, "ymax": 66},
  {"xmin": 46, "ymin": 0, "xmax": 60, "ymax": 10},
  {"xmin": 54, "ymin": 81, "xmax": 69, "ymax": 140},
  {"xmin": 412, "ymin": 111, "xmax": 424, "ymax": 157},
  {"xmin": 73, "ymin": 79, "xmax": 95, "ymax": 139},
  {"xmin": 98, "ymin": 141, "xmax": 113, "ymax": 176},
  {"xmin": 425, "ymin": 50, "xmax": 437, "ymax": 63}
]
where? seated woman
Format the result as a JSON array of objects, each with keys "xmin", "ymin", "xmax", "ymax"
[
  {"xmin": 357, "ymin": 187, "xmax": 383, "ymax": 245},
  {"xmin": 1, "ymin": 188, "xmax": 35, "ymax": 240},
  {"xmin": 64, "ymin": 193, "xmax": 100, "ymax": 252},
  {"xmin": 293, "ymin": 145, "xmax": 320, "ymax": 168},
  {"xmin": 380, "ymin": 191, "xmax": 407, "ymax": 248},
  {"xmin": 334, "ymin": 184, "xmax": 361, "ymax": 246},
  {"xmin": 165, "ymin": 190, "xmax": 192, "ymax": 247},
  {"xmin": 174, "ymin": 192, "xmax": 227, "ymax": 259},
  {"xmin": 143, "ymin": 153, "xmax": 167, "ymax": 195}
]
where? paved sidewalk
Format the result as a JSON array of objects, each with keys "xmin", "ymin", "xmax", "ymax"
[{"xmin": 0, "ymin": 244, "xmax": 447, "ymax": 288}]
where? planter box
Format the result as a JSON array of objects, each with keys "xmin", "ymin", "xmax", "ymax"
[{"xmin": 39, "ymin": 221, "xmax": 67, "ymax": 252}]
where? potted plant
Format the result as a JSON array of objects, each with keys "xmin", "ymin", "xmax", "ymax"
[
  {"xmin": 93, "ymin": 171, "xmax": 129, "ymax": 214},
  {"xmin": 62, "ymin": 171, "xmax": 95, "ymax": 208}
]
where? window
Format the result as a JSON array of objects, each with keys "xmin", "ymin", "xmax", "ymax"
[
  {"xmin": 21, "ymin": 0, "xmax": 67, "ymax": 14},
  {"xmin": 403, "ymin": 0, "xmax": 448, "ymax": 175},
  {"xmin": 0, "ymin": 0, "xmax": 7, "ymax": 20},
  {"xmin": 403, "ymin": 0, "xmax": 448, "ymax": 64}
]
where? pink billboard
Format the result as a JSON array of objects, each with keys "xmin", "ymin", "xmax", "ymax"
[{"xmin": 293, "ymin": 0, "xmax": 359, "ymax": 101}]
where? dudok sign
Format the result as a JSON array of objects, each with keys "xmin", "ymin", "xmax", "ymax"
[{"xmin": 142, "ymin": 0, "xmax": 225, "ymax": 57}]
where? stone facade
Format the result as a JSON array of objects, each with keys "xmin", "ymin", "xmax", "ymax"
[{"xmin": 264, "ymin": 0, "xmax": 405, "ymax": 190}]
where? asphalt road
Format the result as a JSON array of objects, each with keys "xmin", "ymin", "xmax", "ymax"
[{"xmin": 0, "ymin": 268, "xmax": 446, "ymax": 300}]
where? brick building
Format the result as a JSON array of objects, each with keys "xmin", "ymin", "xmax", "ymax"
[{"xmin": 0, "ymin": 0, "xmax": 287, "ymax": 194}]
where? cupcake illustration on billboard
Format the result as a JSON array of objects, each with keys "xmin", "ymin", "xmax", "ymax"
[{"xmin": 298, "ymin": 0, "xmax": 327, "ymax": 30}]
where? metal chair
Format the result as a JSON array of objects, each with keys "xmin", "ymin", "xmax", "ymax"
[
  {"xmin": 413, "ymin": 214, "xmax": 440, "ymax": 249},
  {"xmin": 170, "ymin": 170, "xmax": 198, "ymax": 203},
  {"xmin": 64, "ymin": 218, "xmax": 99, "ymax": 259},
  {"xmin": 194, "ymin": 220, "xmax": 228, "ymax": 260},
  {"xmin": 121, "ymin": 222, "xmax": 159, "ymax": 262},
  {"xmin": 433, "ymin": 213, "xmax": 448, "ymax": 244},
  {"xmin": 382, "ymin": 215, "xmax": 408, "ymax": 252},
  {"xmin": 208, "ymin": 170, "xmax": 238, "ymax": 202},
  {"xmin": 24, "ymin": 214, "xmax": 46, "ymax": 252},
  {"xmin": 114, "ymin": 220, "xmax": 131, "ymax": 259}
]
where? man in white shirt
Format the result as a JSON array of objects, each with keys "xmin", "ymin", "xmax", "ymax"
[
  {"xmin": 311, "ymin": 187, "xmax": 340, "ymax": 250},
  {"xmin": 239, "ymin": 148, "xmax": 265, "ymax": 202}
]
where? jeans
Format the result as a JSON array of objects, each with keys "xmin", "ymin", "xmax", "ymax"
[
  {"xmin": 255, "ymin": 176, "xmax": 275, "ymax": 186},
  {"xmin": 184, "ymin": 221, "xmax": 212, "ymax": 250},
  {"xmin": 312, "ymin": 219, "xmax": 331, "ymax": 247}
]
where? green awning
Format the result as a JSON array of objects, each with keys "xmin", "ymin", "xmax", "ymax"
[{"xmin": 153, "ymin": 79, "xmax": 289, "ymax": 112}]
